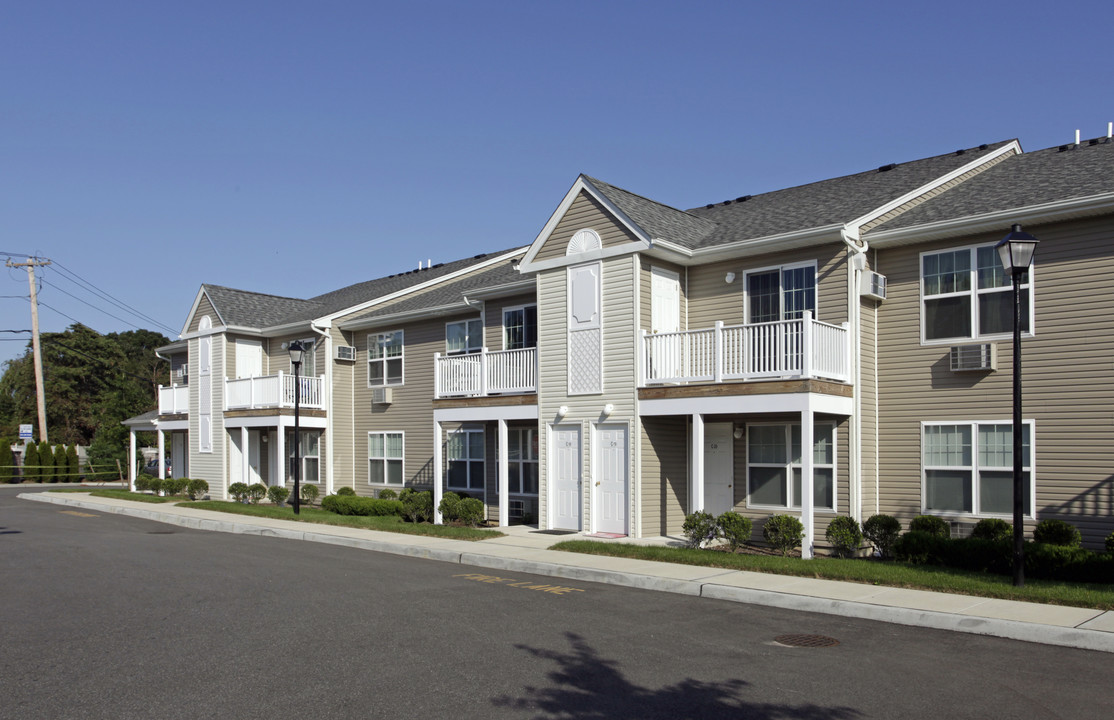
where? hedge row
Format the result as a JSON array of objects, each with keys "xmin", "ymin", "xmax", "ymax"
[{"xmin": 320, "ymin": 494, "xmax": 403, "ymax": 517}]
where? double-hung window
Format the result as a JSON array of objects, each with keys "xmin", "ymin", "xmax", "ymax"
[
  {"xmin": 286, "ymin": 430, "xmax": 320, "ymax": 483},
  {"xmin": 447, "ymin": 429, "xmax": 485, "ymax": 491},
  {"xmin": 747, "ymin": 423, "xmax": 835, "ymax": 510},
  {"xmin": 503, "ymin": 305, "xmax": 537, "ymax": 350},
  {"xmin": 507, "ymin": 428, "xmax": 539, "ymax": 495},
  {"xmin": 369, "ymin": 432, "xmax": 403, "ymax": 486},
  {"xmin": 923, "ymin": 422, "xmax": 1033, "ymax": 516},
  {"xmin": 922, "ymin": 245, "xmax": 1032, "ymax": 342},
  {"xmin": 368, "ymin": 330, "xmax": 403, "ymax": 386},
  {"xmin": 446, "ymin": 318, "xmax": 482, "ymax": 356}
]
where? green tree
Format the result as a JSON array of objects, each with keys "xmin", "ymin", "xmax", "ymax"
[
  {"xmin": 54, "ymin": 444, "xmax": 67, "ymax": 482},
  {"xmin": 66, "ymin": 444, "xmax": 80, "ymax": 481},
  {"xmin": 39, "ymin": 441, "xmax": 54, "ymax": 482},
  {"xmin": 87, "ymin": 423, "xmax": 128, "ymax": 482},
  {"xmin": 23, "ymin": 442, "xmax": 39, "ymax": 483},
  {"xmin": 0, "ymin": 437, "xmax": 14, "ymax": 483}
]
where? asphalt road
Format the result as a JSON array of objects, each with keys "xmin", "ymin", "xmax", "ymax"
[{"xmin": 2, "ymin": 487, "xmax": 1111, "ymax": 720}]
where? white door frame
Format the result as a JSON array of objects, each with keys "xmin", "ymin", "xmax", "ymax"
[
  {"xmin": 703, "ymin": 422, "xmax": 734, "ymax": 515},
  {"xmin": 592, "ymin": 423, "xmax": 628, "ymax": 535},
  {"xmin": 548, "ymin": 423, "xmax": 582, "ymax": 531}
]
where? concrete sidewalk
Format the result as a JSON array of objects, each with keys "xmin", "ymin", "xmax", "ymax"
[{"xmin": 21, "ymin": 491, "xmax": 1114, "ymax": 654}]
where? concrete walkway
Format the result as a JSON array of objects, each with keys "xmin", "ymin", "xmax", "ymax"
[{"xmin": 22, "ymin": 491, "xmax": 1114, "ymax": 654}]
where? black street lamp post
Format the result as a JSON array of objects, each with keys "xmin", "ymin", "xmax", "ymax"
[
  {"xmin": 288, "ymin": 341, "xmax": 305, "ymax": 515},
  {"xmin": 996, "ymin": 224, "xmax": 1038, "ymax": 587}
]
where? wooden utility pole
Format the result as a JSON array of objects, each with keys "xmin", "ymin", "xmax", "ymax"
[{"xmin": 6, "ymin": 257, "xmax": 51, "ymax": 443}]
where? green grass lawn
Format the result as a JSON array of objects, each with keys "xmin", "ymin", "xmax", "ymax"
[
  {"xmin": 51, "ymin": 488, "xmax": 180, "ymax": 503},
  {"xmin": 551, "ymin": 540, "xmax": 1114, "ymax": 611}
]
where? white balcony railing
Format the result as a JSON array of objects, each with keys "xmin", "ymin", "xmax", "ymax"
[
  {"xmin": 225, "ymin": 373, "xmax": 326, "ymax": 410},
  {"xmin": 158, "ymin": 384, "xmax": 189, "ymax": 414},
  {"xmin": 641, "ymin": 312, "xmax": 850, "ymax": 385},
  {"xmin": 434, "ymin": 347, "xmax": 537, "ymax": 398}
]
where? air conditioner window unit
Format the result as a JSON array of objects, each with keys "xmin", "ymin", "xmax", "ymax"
[
  {"xmin": 950, "ymin": 343, "xmax": 997, "ymax": 372},
  {"xmin": 334, "ymin": 345, "xmax": 357, "ymax": 361},
  {"xmin": 860, "ymin": 271, "xmax": 887, "ymax": 301},
  {"xmin": 372, "ymin": 387, "xmax": 393, "ymax": 405}
]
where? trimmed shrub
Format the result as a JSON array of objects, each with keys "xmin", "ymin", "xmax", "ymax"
[
  {"xmin": 378, "ymin": 488, "xmax": 398, "ymax": 500},
  {"xmin": 39, "ymin": 442, "xmax": 54, "ymax": 483},
  {"xmin": 862, "ymin": 514, "xmax": 901, "ymax": 558},
  {"xmin": 892, "ymin": 530, "xmax": 948, "ymax": 564},
  {"xmin": 163, "ymin": 477, "xmax": 188, "ymax": 496},
  {"xmin": 909, "ymin": 515, "xmax": 950, "ymax": 538},
  {"xmin": 763, "ymin": 514, "xmax": 804, "ymax": 556},
  {"xmin": 228, "ymin": 482, "xmax": 250, "ymax": 503},
  {"xmin": 438, "ymin": 491, "xmax": 462, "ymax": 522},
  {"xmin": 23, "ymin": 443, "xmax": 40, "ymax": 483},
  {"xmin": 301, "ymin": 483, "xmax": 319, "ymax": 506},
  {"xmin": 971, "ymin": 518, "xmax": 1012, "ymax": 542},
  {"xmin": 825, "ymin": 516, "xmax": 863, "ymax": 558},
  {"xmin": 1107, "ymin": 531, "xmax": 1114, "ymax": 555},
  {"xmin": 0, "ymin": 438, "xmax": 14, "ymax": 483},
  {"xmin": 1025, "ymin": 542, "xmax": 1114, "ymax": 583},
  {"xmin": 53, "ymin": 445, "xmax": 67, "ymax": 482},
  {"xmin": 186, "ymin": 478, "xmax": 209, "ymax": 500},
  {"xmin": 336, "ymin": 486, "xmax": 356, "ymax": 497},
  {"xmin": 716, "ymin": 511, "xmax": 753, "ymax": 552},
  {"xmin": 67, "ymin": 444, "xmax": 80, "ymax": 481},
  {"xmin": 321, "ymin": 494, "xmax": 403, "ymax": 517},
  {"xmin": 400, "ymin": 489, "xmax": 433, "ymax": 523},
  {"xmin": 681, "ymin": 511, "xmax": 718, "ymax": 549},
  {"xmin": 134, "ymin": 474, "xmax": 152, "ymax": 492},
  {"xmin": 268, "ymin": 486, "xmax": 290, "ymax": 506},
  {"xmin": 148, "ymin": 477, "xmax": 164, "ymax": 496},
  {"xmin": 247, "ymin": 483, "xmax": 267, "ymax": 504},
  {"xmin": 457, "ymin": 497, "xmax": 484, "ymax": 527},
  {"xmin": 1032, "ymin": 518, "xmax": 1082, "ymax": 547}
]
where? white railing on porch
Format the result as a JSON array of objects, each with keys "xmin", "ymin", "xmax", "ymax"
[
  {"xmin": 225, "ymin": 373, "xmax": 326, "ymax": 410},
  {"xmin": 158, "ymin": 384, "xmax": 189, "ymax": 414},
  {"xmin": 641, "ymin": 312, "xmax": 850, "ymax": 385},
  {"xmin": 434, "ymin": 347, "xmax": 537, "ymax": 398}
]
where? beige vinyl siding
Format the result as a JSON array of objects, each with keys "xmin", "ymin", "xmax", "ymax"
[
  {"xmin": 187, "ymin": 294, "xmax": 219, "ymax": 333},
  {"xmin": 534, "ymin": 191, "xmax": 640, "ymax": 263},
  {"xmin": 875, "ymin": 216, "xmax": 1114, "ymax": 546},
  {"xmin": 485, "ymin": 292, "xmax": 537, "ymax": 350},
  {"xmin": 188, "ymin": 333, "xmax": 227, "ymax": 497},
  {"xmin": 638, "ymin": 257, "xmax": 687, "ymax": 331},
  {"xmin": 640, "ymin": 417, "xmax": 688, "ymax": 535},
  {"xmin": 859, "ymin": 290, "xmax": 880, "ymax": 518},
  {"xmin": 331, "ymin": 327, "xmax": 355, "ymax": 489},
  {"xmin": 686, "ymin": 243, "xmax": 848, "ymax": 328}
]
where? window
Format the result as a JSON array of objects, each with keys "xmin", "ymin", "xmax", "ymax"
[
  {"xmin": 747, "ymin": 423, "xmax": 835, "ymax": 510},
  {"xmin": 923, "ymin": 422, "xmax": 1033, "ymax": 516},
  {"xmin": 368, "ymin": 432, "xmax": 403, "ymax": 485},
  {"xmin": 507, "ymin": 428, "xmax": 539, "ymax": 495},
  {"xmin": 446, "ymin": 318, "xmax": 482, "ymax": 355},
  {"xmin": 503, "ymin": 305, "xmax": 537, "ymax": 350},
  {"xmin": 288, "ymin": 339, "xmax": 316, "ymax": 376},
  {"xmin": 922, "ymin": 245, "xmax": 1032, "ymax": 342},
  {"xmin": 286, "ymin": 430, "xmax": 320, "ymax": 483},
  {"xmin": 447, "ymin": 429, "xmax": 485, "ymax": 491},
  {"xmin": 368, "ymin": 331, "xmax": 403, "ymax": 386},
  {"xmin": 746, "ymin": 263, "xmax": 816, "ymax": 323}
]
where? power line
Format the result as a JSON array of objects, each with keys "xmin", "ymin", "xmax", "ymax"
[
  {"xmin": 42, "ymin": 336, "xmax": 160, "ymax": 385},
  {"xmin": 47, "ymin": 261, "xmax": 178, "ymax": 334},
  {"xmin": 40, "ymin": 278, "xmax": 149, "ymax": 331},
  {"xmin": 37, "ymin": 300, "xmax": 85, "ymax": 327}
]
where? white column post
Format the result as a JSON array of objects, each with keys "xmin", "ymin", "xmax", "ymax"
[
  {"xmin": 691, "ymin": 413, "xmax": 705, "ymax": 512},
  {"xmin": 714, "ymin": 321, "xmax": 724, "ymax": 383},
  {"xmin": 129, "ymin": 430, "xmax": 137, "ymax": 491},
  {"xmin": 241, "ymin": 427, "xmax": 250, "ymax": 487},
  {"xmin": 433, "ymin": 420, "xmax": 444, "ymax": 524},
  {"xmin": 498, "ymin": 418, "xmax": 509, "ymax": 527},
  {"xmin": 276, "ymin": 424, "xmax": 287, "ymax": 487},
  {"xmin": 802, "ymin": 310, "xmax": 813, "ymax": 378},
  {"xmin": 639, "ymin": 329, "xmax": 647, "ymax": 385},
  {"xmin": 479, "ymin": 348, "xmax": 489, "ymax": 397},
  {"xmin": 433, "ymin": 352, "xmax": 441, "ymax": 398},
  {"xmin": 157, "ymin": 429, "xmax": 166, "ymax": 479},
  {"xmin": 801, "ymin": 405, "xmax": 815, "ymax": 559}
]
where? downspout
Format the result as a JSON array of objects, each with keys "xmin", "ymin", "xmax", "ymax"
[
  {"xmin": 310, "ymin": 322, "xmax": 332, "ymax": 495},
  {"xmin": 840, "ymin": 226, "xmax": 868, "ymax": 523}
]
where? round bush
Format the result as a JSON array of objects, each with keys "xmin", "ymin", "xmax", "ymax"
[
  {"xmin": 378, "ymin": 488, "xmax": 398, "ymax": 500},
  {"xmin": 336, "ymin": 486, "xmax": 356, "ymax": 497},
  {"xmin": 186, "ymin": 478, "xmax": 209, "ymax": 500},
  {"xmin": 228, "ymin": 482, "xmax": 250, "ymax": 502},
  {"xmin": 862, "ymin": 514, "xmax": 901, "ymax": 558},
  {"xmin": 716, "ymin": 511, "xmax": 752, "ymax": 552},
  {"xmin": 268, "ymin": 485, "xmax": 290, "ymax": 506},
  {"xmin": 300, "ymin": 483, "xmax": 319, "ymax": 505},
  {"xmin": 970, "ymin": 518, "xmax": 1012, "ymax": 542},
  {"xmin": 909, "ymin": 515, "xmax": 950, "ymax": 538},
  {"xmin": 438, "ymin": 491, "xmax": 462, "ymax": 522},
  {"xmin": 825, "ymin": 516, "xmax": 863, "ymax": 558},
  {"xmin": 457, "ymin": 497, "xmax": 484, "ymax": 527},
  {"xmin": 247, "ymin": 483, "xmax": 267, "ymax": 504},
  {"xmin": 148, "ymin": 477, "xmax": 164, "ymax": 495},
  {"xmin": 763, "ymin": 514, "xmax": 804, "ymax": 556},
  {"xmin": 400, "ymin": 490, "xmax": 433, "ymax": 523},
  {"xmin": 681, "ymin": 511, "xmax": 718, "ymax": 549},
  {"xmin": 134, "ymin": 475, "xmax": 152, "ymax": 493},
  {"xmin": 1032, "ymin": 518, "xmax": 1082, "ymax": 547}
]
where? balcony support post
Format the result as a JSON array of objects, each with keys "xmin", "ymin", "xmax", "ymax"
[
  {"xmin": 801, "ymin": 404, "xmax": 815, "ymax": 559},
  {"xmin": 158, "ymin": 429, "xmax": 166, "ymax": 479},
  {"xmin": 433, "ymin": 420, "xmax": 444, "ymax": 524},
  {"xmin": 129, "ymin": 430, "xmax": 137, "ymax": 491},
  {"xmin": 713, "ymin": 321, "xmax": 724, "ymax": 383},
  {"xmin": 802, "ymin": 311, "xmax": 813, "ymax": 378},
  {"xmin": 433, "ymin": 352, "xmax": 442, "ymax": 399},
  {"xmin": 691, "ymin": 413, "xmax": 705, "ymax": 513},
  {"xmin": 498, "ymin": 419, "xmax": 509, "ymax": 527},
  {"xmin": 276, "ymin": 423, "xmax": 287, "ymax": 488},
  {"xmin": 480, "ymin": 348, "xmax": 489, "ymax": 397}
]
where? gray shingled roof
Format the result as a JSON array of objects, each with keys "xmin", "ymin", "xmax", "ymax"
[
  {"xmin": 201, "ymin": 246, "xmax": 525, "ymax": 331},
  {"xmin": 583, "ymin": 175, "xmax": 717, "ymax": 246},
  {"xmin": 870, "ymin": 138, "xmax": 1114, "ymax": 232}
]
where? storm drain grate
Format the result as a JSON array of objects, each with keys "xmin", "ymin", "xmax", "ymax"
[{"xmin": 773, "ymin": 634, "xmax": 840, "ymax": 648}]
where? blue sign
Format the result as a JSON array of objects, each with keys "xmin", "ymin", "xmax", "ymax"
[{"xmin": 19, "ymin": 424, "xmax": 32, "ymax": 440}]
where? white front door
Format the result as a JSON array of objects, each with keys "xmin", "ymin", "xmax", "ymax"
[
  {"xmin": 235, "ymin": 339, "xmax": 263, "ymax": 378},
  {"xmin": 704, "ymin": 423, "xmax": 734, "ymax": 515},
  {"xmin": 594, "ymin": 424, "xmax": 628, "ymax": 535},
  {"xmin": 551, "ymin": 426, "xmax": 581, "ymax": 531},
  {"xmin": 651, "ymin": 267, "xmax": 682, "ymax": 379}
]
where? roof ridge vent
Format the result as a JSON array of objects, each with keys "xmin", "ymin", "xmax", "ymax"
[
  {"xmin": 705, "ymin": 204, "xmax": 715, "ymax": 209},
  {"xmin": 877, "ymin": 163, "xmax": 896, "ymax": 172},
  {"xmin": 735, "ymin": 195, "xmax": 752, "ymax": 202},
  {"xmin": 979, "ymin": 144, "xmax": 989, "ymax": 150},
  {"xmin": 955, "ymin": 149, "xmax": 966, "ymax": 156}
]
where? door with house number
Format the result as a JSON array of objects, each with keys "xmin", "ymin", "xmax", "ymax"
[
  {"xmin": 594, "ymin": 425, "xmax": 628, "ymax": 535},
  {"xmin": 704, "ymin": 423, "xmax": 734, "ymax": 515},
  {"xmin": 551, "ymin": 426, "xmax": 581, "ymax": 531}
]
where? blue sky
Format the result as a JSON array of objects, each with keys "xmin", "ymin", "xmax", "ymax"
[{"xmin": 2, "ymin": 0, "xmax": 1109, "ymax": 366}]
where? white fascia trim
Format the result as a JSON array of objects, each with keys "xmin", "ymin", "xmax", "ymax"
[
  {"xmin": 313, "ymin": 247, "xmax": 528, "ymax": 327},
  {"xmin": 681, "ymin": 224, "xmax": 846, "ymax": 265},
  {"xmin": 433, "ymin": 404, "xmax": 539, "ymax": 423},
  {"xmin": 155, "ymin": 340, "xmax": 188, "ymax": 354},
  {"xmin": 845, "ymin": 141, "xmax": 1023, "ymax": 235},
  {"xmin": 225, "ymin": 415, "xmax": 328, "ymax": 429},
  {"xmin": 522, "ymin": 240, "xmax": 649, "ymax": 273},
  {"xmin": 520, "ymin": 176, "xmax": 652, "ymax": 270},
  {"xmin": 180, "ymin": 325, "xmax": 227, "ymax": 341},
  {"xmin": 639, "ymin": 392, "xmax": 853, "ymax": 418},
  {"xmin": 866, "ymin": 192, "xmax": 1114, "ymax": 247},
  {"xmin": 259, "ymin": 320, "xmax": 321, "ymax": 336},
  {"xmin": 181, "ymin": 287, "xmax": 226, "ymax": 338},
  {"xmin": 339, "ymin": 302, "xmax": 472, "ymax": 332},
  {"xmin": 156, "ymin": 419, "xmax": 189, "ymax": 431},
  {"xmin": 461, "ymin": 278, "xmax": 537, "ymax": 299}
]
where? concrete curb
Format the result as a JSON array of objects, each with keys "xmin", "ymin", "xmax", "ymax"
[{"xmin": 23, "ymin": 492, "xmax": 1114, "ymax": 654}]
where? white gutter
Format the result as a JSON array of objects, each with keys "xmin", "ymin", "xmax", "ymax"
[{"xmin": 840, "ymin": 226, "xmax": 867, "ymax": 525}]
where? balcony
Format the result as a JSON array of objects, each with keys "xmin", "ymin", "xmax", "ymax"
[
  {"xmin": 158, "ymin": 384, "xmax": 189, "ymax": 415},
  {"xmin": 641, "ymin": 313, "xmax": 850, "ymax": 386},
  {"xmin": 225, "ymin": 373, "xmax": 326, "ymax": 410},
  {"xmin": 434, "ymin": 347, "xmax": 537, "ymax": 398}
]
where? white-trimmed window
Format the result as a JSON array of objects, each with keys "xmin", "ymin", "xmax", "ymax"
[
  {"xmin": 922, "ymin": 245, "xmax": 1032, "ymax": 342},
  {"xmin": 507, "ymin": 428, "xmax": 539, "ymax": 495},
  {"xmin": 745, "ymin": 262, "xmax": 816, "ymax": 323},
  {"xmin": 368, "ymin": 330, "xmax": 403, "ymax": 386},
  {"xmin": 368, "ymin": 431, "xmax": 403, "ymax": 486},
  {"xmin": 923, "ymin": 422, "xmax": 1033, "ymax": 516},
  {"xmin": 446, "ymin": 318, "xmax": 482, "ymax": 356},
  {"xmin": 288, "ymin": 338, "xmax": 316, "ymax": 376},
  {"xmin": 503, "ymin": 305, "xmax": 537, "ymax": 350},
  {"xmin": 747, "ymin": 422, "xmax": 835, "ymax": 510},
  {"xmin": 286, "ymin": 430, "xmax": 320, "ymax": 483},
  {"xmin": 447, "ymin": 429, "xmax": 485, "ymax": 491}
]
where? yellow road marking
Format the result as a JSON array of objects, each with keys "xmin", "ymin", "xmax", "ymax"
[
  {"xmin": 59, "ymin": 510, "xmax": 98, "ymax": 518},
  {"xmin": 453, "ymin": 572, "xmax": 585, "ymax": 596}
]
